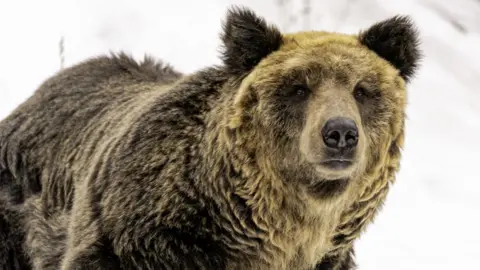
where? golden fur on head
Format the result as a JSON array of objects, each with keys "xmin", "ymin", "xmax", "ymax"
[{"xmin": 220, "ymin": 7, "xmax": 419, "ymax": 270}]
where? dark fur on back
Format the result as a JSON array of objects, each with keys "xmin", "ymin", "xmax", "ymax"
[
  {"xmin": 0, "ymin": 52, "xmax": 181, "ymax": 202},
  {"xmin": 0, "ymin": 53, "xmax": 188, "ymax": 269}
]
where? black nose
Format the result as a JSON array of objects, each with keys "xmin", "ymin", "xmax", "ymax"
[{"xmin": 322, "ymin": 117, "xmax": 359, "ymax": 150}]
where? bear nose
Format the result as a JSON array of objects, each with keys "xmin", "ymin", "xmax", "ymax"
[{"xmin": 322, "ymin": 117, "xmax": 359, "ymax": 150}]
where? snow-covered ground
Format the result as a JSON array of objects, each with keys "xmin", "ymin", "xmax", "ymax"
[{"xmin": 1, "ymin": 0, "xmax": 479, "ymax": 269}]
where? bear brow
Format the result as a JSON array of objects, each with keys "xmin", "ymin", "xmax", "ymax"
[{"xmin": 278, "ymin": 66, "xmax": 322, "ymax": 90}]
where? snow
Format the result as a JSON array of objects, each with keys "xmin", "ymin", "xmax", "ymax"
[{"xmin": 0, "ymin": 0, "xmax": 479, "ymax": 269}]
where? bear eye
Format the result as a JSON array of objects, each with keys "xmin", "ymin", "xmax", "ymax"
[
  {"xmin": 353, "ymin": 86, "xmax": 367, "ymax": 101},
  {"xmin": 294, "ymin": 85, "xmax": 309, "ymax": 97},
  {"xmin": 353, "ymin": 84, "xmax": 379, "ymax": 103},
  {"xmin": 280, "ymin": 84, "xmax": 310, "ymax": 101}
]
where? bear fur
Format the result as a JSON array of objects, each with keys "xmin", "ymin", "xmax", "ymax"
[{"xmin": 0, "ymin": 6, "xmax": 421, "ymax": 270}]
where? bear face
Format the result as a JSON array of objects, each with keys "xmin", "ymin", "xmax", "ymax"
[{"xmin": 223, "ymin": 8, "xmax": 420, "ymax": 200}]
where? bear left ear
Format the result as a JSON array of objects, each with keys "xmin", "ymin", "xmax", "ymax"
[
  {"xmin": 220, "ymin": 7, "xmax": 283, "ymax": 76},
  {"xmin": 359, "ymin": 15, "xmax": 422, "ymax": 83}
]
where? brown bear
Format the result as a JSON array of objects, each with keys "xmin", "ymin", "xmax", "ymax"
[{"xmin": 0, "ymin": 6, "xmax": 421, "ymax": 270}]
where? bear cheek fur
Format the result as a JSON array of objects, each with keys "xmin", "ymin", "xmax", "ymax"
[
  {"xmin": 361, "ymin": 67, "xmax": 407, "ymax": 180},
  {"xmin": 228, "ymin": 72, "xmax": 307, "ymax": 185}
]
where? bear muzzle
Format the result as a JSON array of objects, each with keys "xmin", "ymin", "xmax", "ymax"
[{"xmin": 319, "ymin": 117, "xmax": 359, "ymax": 170}]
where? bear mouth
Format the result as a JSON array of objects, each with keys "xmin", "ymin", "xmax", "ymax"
[
  {"xmin": 311, "ymin": 159, "xmax": 356, "ymax": 184},
  {"xmin": 319, "ymin": 159, "xmax": 353, "ymax": 170}
]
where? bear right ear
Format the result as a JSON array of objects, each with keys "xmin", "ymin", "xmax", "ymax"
[{"xmin": 220, "ymin": 7, "xmax": 283, "ymax": 76}]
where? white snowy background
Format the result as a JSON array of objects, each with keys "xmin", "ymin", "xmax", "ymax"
[{"xmin": 1, "ymin": 0, "xmax": 479, "ymax": 269}]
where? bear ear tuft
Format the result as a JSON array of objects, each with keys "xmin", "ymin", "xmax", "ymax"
[
  {"xmin": 359, "ymin": 15, "xmax": 422, "ymax": 83},
  {"xmin": 220, "ymin": 6, "xmax": 283, "ymax": 75}
]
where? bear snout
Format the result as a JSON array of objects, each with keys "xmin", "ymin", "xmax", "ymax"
[
  {"xmin": 299, "ymin": 117, "xmax": 361, "ymax": 173},
  {"xmin": 321, "ymin": 117, "xmax": 359, "ymax": 151}
]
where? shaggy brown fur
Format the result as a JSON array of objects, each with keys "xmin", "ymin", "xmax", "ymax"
[{"xmin": 0, "ymin": 6, "xmax": 421, "ymax": 270}]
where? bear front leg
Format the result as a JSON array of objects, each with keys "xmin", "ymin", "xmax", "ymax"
[
  {"xmin": 61, "ymin": 247, "xmax": 120, "ymax": 270},
  {"xmin": 314, "ymin": 248, "xmax": 356, "ymax": 270},
  {"xmin": 112, "ymin": 230, "xmax": 228, "ymax": 270},
  {"xmin": 60, "ymin": 215, "xmax": 120, "ymax": 270},
  {"xmin": 62, "ymin": 204, "xmax": 227, "ymax": 269},
  {"xmin": 60, "ymin": 181, "xmax": 121, "ymax": 270}
]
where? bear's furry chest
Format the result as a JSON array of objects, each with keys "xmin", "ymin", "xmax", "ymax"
[
  {"xmin": 226, "ymin": 232, "xmax": 334, "ymax": 270},
  {"xmin": 225, "ymin": 210, "xmax": 340, "ymax": 270}
]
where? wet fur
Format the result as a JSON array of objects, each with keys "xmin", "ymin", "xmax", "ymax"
[{"xmin": 0, "ymin": 6, "xmax": 420, "ymax": 270}]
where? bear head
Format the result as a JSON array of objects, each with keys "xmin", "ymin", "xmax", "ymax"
[{"xmin": 221, "ymin": 7, "xmax": 421, "ymax": 200}]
